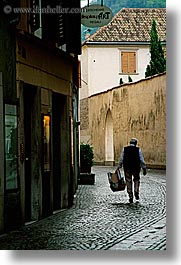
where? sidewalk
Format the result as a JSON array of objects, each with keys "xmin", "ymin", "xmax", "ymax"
[{"xmin": 0, "ymin": 166, "xmax": 166, "ymax": 250}]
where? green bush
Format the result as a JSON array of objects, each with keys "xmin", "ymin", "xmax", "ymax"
[{"xmin": 80, "ymin": 143, "xmax": 94, "ymax": 173}]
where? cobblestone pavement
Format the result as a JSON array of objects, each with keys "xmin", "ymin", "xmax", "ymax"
[{"xmin": 0, "ymin": 166, "xmax": 166, "ymax": 250}]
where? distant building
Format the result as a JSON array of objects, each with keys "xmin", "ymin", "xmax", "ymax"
[
  {"xmin": 79, "ymin": 8, "xmax": 166, "ymax": 167},
  {"xmin": 0, "ymin": 0, "xmax": 81, "ymax": 233},
  {"xmin": 80, "ymin": 8, "xmax": 166, "ymax": 98}
]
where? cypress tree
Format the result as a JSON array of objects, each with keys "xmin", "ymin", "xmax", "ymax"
[
  {"xmin": 145, "ymin": 19, "xmax": 166, "ymax": 78},
  {"xmin": 128, "ymin": 75, "xmax": 133, "ymax": 82}
]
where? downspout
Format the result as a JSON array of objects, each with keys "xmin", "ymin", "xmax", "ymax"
[{"xmin": 72, "ymin": 84, "xmax": 80, "ymax": 190}]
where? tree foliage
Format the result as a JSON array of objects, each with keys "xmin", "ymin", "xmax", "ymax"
[
  {"xmin": 100, "ymin": 0, "xmax": 166, "ymax": 14},
  {"xmin": 80, "ymin": 143, "xmax": 94, "ymax": 168},
  {"xmin": 128, "ymin": 75, "xmax": 133, "ymax": 82},
  {"xmin": 145, "ymin": 19, "xmax": 166, "ymax": 78}
]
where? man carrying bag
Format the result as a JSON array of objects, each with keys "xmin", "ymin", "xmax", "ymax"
[{"xmin": 116, "ymin": 138, "xmax": 147, "ymax": 203}]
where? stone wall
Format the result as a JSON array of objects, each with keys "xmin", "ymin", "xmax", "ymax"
[
  {"xmin": 80, "ymin": 73, "xmax": 166, "ymax": 168},
  {"xmin": 79, "ymin": 97, "xmax": 91, "ymax": 143}
]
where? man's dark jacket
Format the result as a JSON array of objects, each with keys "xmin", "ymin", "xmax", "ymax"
[{"xmin": 123, "ymin": 146, "xmax": 140, "ymax": 171}]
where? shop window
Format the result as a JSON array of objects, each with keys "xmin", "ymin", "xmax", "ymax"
[
  {"xmin": 43, "ymin": 115, "xmax": 51, "ymax": 171},
  {"xmin": 5, "ymin": 104, "xmax": 18, "ymax": 190}
]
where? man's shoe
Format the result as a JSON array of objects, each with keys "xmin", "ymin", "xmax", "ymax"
[
  {"xmin": 135, "ymin": 192, "xmax": 139, "ymax": 200},
  {"xmin": 129, "ymin": 198, "xmax": 133, "ymax": 203}
]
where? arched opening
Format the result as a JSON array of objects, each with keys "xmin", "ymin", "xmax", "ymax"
[{"xmin": 105, "ymin": 109, "xmax": 114, "ymax": 166}]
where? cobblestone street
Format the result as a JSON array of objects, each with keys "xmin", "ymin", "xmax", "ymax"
[{"xmin": 0, "ymin": 166, "xmax": 166, "ymax": 250}]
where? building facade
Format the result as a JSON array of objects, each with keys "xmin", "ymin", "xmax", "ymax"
[
  {"xmin": 79, "ymin": 8, "xmax": 166, "ymax": 98},
  {"xmin": 0, "ymin": 0, "xmax": 81, "ymax": 233}
]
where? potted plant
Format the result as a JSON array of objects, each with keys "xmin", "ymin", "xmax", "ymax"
[
  {"xmin": 80, "ymin": 143, "xmax": 94, "ymax": 173},
  {"xmin": 79, "ymin": 143, "xmax": 95, "ymax": 184}
]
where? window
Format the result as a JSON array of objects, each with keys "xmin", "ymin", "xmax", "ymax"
[
  {"xmin": 30, "ymin": 0, "xmax": 40, "ymax": 33},
  {"xmin": 5, "ymin": 104, "xmax": 18, "ymax": 190},
  {"xmin": 121, "ymin": 51, "xmax": 136, "ymax": 74},
  {"xmin": 43, "ymin": 115, "xmax": 51, "ymax": 172}
]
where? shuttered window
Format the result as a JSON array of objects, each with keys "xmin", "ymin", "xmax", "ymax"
[
  {"xmin": 41, "ymin": 0, "xmax": 81, "ymax": 54},
  {"xmin": 42, "ymin": 0, "xmax": 65, "ymax": 45},
  {"xmin": 121, "ymin": 51, "xmax": 136, "ymax": 74},
  {"xmin": 30, "ymin": 0, "xmax": 40, "ymax": 32}
]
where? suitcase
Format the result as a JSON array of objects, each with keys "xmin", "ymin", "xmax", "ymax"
[{"xmin": 107, "ymin": 170, "xmax": 126, "ymax": 192}]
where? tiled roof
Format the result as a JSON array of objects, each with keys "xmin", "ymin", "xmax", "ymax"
[{"xmin": 84, "ymin": 8, "xmax": 166, "ymax": 43}]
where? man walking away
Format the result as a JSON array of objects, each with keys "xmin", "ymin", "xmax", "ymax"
[{"xmin": 116, "ymin": 138, "xmax": 147, "ymax": 203}]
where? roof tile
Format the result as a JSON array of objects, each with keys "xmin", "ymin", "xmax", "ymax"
[{"xmin": 85, "ymin": 8, "xmax": 166, "ymax": 43}]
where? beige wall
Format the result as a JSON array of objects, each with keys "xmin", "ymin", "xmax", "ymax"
[
  {"xmin": 80, "ymin": 73, "xmax": 166, "ymax": 168},
  {"xmin": 16, "ymin": 36, "xmax": 73, "ymax": 95}
]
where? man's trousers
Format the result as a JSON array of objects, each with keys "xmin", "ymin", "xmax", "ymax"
[{"xmin": 124, "ymin": 169, "xmax": 140, "ymax": 199}]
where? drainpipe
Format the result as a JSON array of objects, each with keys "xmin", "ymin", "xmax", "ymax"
[{"xmin": 73, "ymin": 84, "xmax": 80, "ymax": 190}]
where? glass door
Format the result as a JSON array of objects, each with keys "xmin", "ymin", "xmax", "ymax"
[{"xmin": 5, "ymin": 104, "xmax": 18, "ymax": 191}]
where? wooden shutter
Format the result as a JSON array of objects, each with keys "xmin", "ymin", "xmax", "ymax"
[
  {"xmin": 30, "ymin": 0, "xmax": 40, "ymax": 32},
  {"xmin": 41, "ymin": 0, "xmax": 81, "ymax": 54},
  {"xmin": 58, "ymin": 11, "xmax": 65, "ymax": 45},
  {"xmin": 56, "ymin": 0, "xmax": 66, "ymax": 46},
  {"xmin": 121, "ymin": 52, "xmax": 128, "ymax": 73},
  {"xmin": 121, "ymin": 51, "xmax": 136, "ymax": 73},
  {"xmin": 64, "ymin": 0, "xmax": 81, "ymax": 54},
  {"xmin": 128, "ymin": 52, "xmax": 136, "ymax": 73},
  {"xmin": 42, "ymin": 0, "xmax": 65, "ymax": 45}
]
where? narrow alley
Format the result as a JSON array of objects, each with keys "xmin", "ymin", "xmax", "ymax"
[{"xmin": 0, "ymin": 166, "xmax": 166, "ymax": 250}]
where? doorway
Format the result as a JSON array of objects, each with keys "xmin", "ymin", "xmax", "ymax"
[
  {"xmin": 105, "ymin": 109, "xmax": 114, "ymax": 165},
  {"xmin": 52, "ymin": 93, "xmax": 62, "ymax": 211},
  {"xmin": 42, "ymin": 114, "xmax": 51, "ymax": 217},
  {"xmin": 23, "ymin": 84, "xmax": 41, "ymax": 222},
  {"xmin": 23, "ymin": 85, "xmax": 36, "ymax": 222}
]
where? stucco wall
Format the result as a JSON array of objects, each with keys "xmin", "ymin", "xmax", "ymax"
[
  {"xmin": 80, "ymin": 98, "xmax": 90, "ymax": 143},
  {"xmin": 80, "ymin": 73, "xmax": 166, "ymax": 168}
]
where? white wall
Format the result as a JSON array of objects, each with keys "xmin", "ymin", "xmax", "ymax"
[
  {"xmin": 80, "ymin": 44, "xmax": 160, "ymax": 99},
  {"xmin": 79, "ymin": 46, "xmax": 89, "ymax": 99},
  {"xmin": 88, "ymin": 46, "xmax": 119, "ymax": 95}
]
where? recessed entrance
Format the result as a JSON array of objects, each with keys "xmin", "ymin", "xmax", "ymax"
[{"xmin": 105, "ymin": 109, "xmax": 114, "ymax": 166}]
